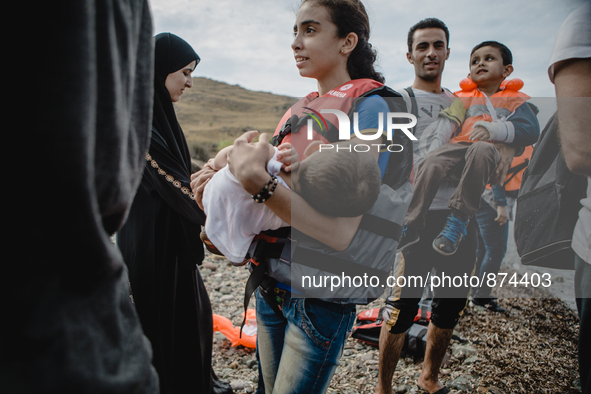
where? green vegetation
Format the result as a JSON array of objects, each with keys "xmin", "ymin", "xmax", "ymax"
[{"xmin": 175, "ymin": 77, "xmax": 296, "ymax": 162}]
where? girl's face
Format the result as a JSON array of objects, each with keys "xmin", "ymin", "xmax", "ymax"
[
  {"xmin": 165, "ymin": 60, "xmax": 196, "ymax": 102},
  {"xmin": 291, "ymin": 2, "xmax": 348, "ymax": 83}
]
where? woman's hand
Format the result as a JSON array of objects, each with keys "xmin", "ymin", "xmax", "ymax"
[{"xmin": 190, "ymin": 164, "xmax": 216, "ymax": 210}]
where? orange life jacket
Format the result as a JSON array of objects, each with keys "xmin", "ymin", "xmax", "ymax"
[
  {"xmin": 272, "ymin": 78, "xmax": 384, "ymax": 157},
  {"xmin": 451, "ymin": 78, "xmax": 530, "ymax": 144},
  {"xmin": 240, "ymin": 79, "xmax": 414, "ymax": 311},
  {"xmin": 487, "ymin": 144, "xmax": 534, "ymax": 192}
]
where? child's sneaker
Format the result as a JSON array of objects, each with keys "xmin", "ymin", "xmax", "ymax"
[
  {"xmin": 397, "ymin": 225, "xmax": 420, "ymax": 252},
  {"xmin": 432, "ymin": 213, "xmax": 469, "ymax": 256}
]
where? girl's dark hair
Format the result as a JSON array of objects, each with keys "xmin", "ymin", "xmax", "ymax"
[{"xmin": 304, "ymin": 0, "xmax": 385, "ymax": 83}]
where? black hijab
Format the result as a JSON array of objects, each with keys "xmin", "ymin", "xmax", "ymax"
[
  {"xmin": 151, "ymin": 32, "xmax": 200, "ymax": 180},
  {"xmin": 145, "ymin": 33, "xmax": 206, "ymax": 266}
]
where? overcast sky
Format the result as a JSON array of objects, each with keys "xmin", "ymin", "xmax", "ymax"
[{"xmin": 148, "ymin": 0, "xmax": 586, "ymax": 125}]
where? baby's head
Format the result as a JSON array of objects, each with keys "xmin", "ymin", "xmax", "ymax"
[
  {"xmin": 469, "ymin": 41, "xmax": 514, "ymax": 91},
  {"xmin": 294, "ymin": 148, "xmax": 381, "ymax": 217}
]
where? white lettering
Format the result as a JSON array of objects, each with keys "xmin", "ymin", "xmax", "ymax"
[
  {"xmin": 307, "ymin": 118, "xmax": 314, "ymax": 140},
  {"xmin": 320, "ymin": 109, "xmax": 350, "ymax": 140},
  {"xmin": 387, "ymin": 144, "xmax": 404, "ymax": 152},
  {"xmin": 309, "ymin": 111, "xmax": 417, "ymax": 142},
  {"xmin": 387, "ymin": 113, "xmax": 418, "ymax": 141},
  {"xmin": 353, "ymin": 112, "xmax": 384, "ymax": 141}
]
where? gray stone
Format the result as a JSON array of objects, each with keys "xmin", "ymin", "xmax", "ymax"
[
  {"xmin": 452, "ymin": 344, "xmax": 477, "ymax": 359},
  {"xmin": 220, "ymin": 285, "xmax": 233, "ymax": 294},
  {"xmin": 447, "ymin": 376, "xmax": 472, "ymax": 391},
  {"xmin": 360, "ymin": 352, "xmax": 374, "ymax": 361},
  {"xmin": 394, "ymin": 385, "xmax": 409, "ymax": 394},
  {"xmin": 230, "ymin": 380, "xmax": 250, "ymax": 390}
]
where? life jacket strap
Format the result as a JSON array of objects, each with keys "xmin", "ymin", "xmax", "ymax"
[
  {"xmin": 240, "ymin": 259, "xmax": 288, "ymax": 337},
  {"xmin": 504, "ymin": 158, "xmax": 530, "ymax": 185},
  {"xmin": 358, "ymin": 214, "xmax": 403, "ymax": 241}
]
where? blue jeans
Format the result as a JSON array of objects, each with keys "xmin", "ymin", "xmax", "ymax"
[
  {"xmin": 255, "ymin": 288, "xmax": 356, "ymax": 394},
  {"xmin": 473, "ymin": 200, "xmax": 508, "ymax": 299}
]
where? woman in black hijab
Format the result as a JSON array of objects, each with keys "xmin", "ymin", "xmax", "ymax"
[{"xmin": 118, "ymin": 33, "xmax": 230, "ymax": 394}]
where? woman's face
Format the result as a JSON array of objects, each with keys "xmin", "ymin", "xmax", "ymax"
[
  {"xmin": 165, "ymin": 60, "xmax": 196, "ymax": 102},
  {"xmin": 291, "ymin": 3, "xmax": 347, "ymax": 82}
]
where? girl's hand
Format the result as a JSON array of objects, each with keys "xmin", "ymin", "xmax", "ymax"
[
  {"xmin": 276, "ymin": 142, "xmax": 300, "ymax": 172},
  {"xmin": 190, "ymin": 166, "xmax": 217, "ymax": 210},
  {"xmin": 227, "ymin": 131, "xmax": 273, "ymax": 194}
]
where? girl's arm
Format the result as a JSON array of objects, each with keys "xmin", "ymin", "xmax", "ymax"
[{"xmin": 227, "ymin": 132, "xmax": 363, "ymax": 251}]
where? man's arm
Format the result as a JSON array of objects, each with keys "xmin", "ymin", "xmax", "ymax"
[
  {"xmin": 489, "ymin": 143, "xmax": 517, "ymax": 187},
  {"xmin": 554, "ymin": 58, "xmax": 591, "ymax": 177}
]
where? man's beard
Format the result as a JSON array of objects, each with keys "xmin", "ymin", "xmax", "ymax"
[{"xmin": 417, "ymin": 70, "xmax": 440, "ymax": 82}]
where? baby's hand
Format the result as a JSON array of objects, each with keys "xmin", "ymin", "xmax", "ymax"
[
  {"xmin": 204, "ymin": 158, "xmax": 219, "ymax": 171},
  {"xmin": 276, "ymin": 142, "xmax": 300, "ymax": 172},
  {"xmin": 470, "ymin": 125, "xmax": 491, "ymax": 141}
]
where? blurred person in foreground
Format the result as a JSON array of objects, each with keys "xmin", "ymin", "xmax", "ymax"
[
  {"xmin": 3, "ymin": 1, "xmax": 159, "ymax": 392},
  {"xmin": 548, "ymin": 2, "xmax": 591, "ymax": 393}
]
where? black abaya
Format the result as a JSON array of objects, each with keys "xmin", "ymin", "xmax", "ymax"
[{"xmin": 118, "ymin": 33, "xmax": 228, "ymax": 394}]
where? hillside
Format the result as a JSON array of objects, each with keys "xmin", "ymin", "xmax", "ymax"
[{"xmin": 174, "ymin": 77, "xmax": 297, "ymax": 161}]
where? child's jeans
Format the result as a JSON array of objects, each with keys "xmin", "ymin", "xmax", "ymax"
[
  {"xmin": 255, "ymin": 288, "xmax": 356, "ymax": 394},
  {"xmin": 472, "ymin": 199, "xmax": 509, "ymax": 299},
  {"xmin": 405, "ymin": 141, "xmax": 500, "ymax": 229}
]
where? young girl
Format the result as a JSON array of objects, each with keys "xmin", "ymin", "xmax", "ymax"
[{"xmin": 192, "ymin": 1, "xmax": 409, "ymax": 393}]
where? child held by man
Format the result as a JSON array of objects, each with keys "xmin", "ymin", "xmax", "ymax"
[{"xmin": 399, "ymin": 41, "xmax": 540, "ymax": 256}]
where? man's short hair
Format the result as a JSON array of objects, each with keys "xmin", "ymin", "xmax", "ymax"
[
  {"xmin": 470, "ymin": 41, "xmax": 513, "ymax": 66},
  {"xmin": 298, "ymin": 149, "xmax": 381, "ymax": 217},
  {"xmin": 407, "ymin": 18, "xmax": 450, "ymax": 53}
]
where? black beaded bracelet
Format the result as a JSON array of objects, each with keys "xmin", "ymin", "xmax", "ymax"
[{"xmin": 251, "ymin": 175, "xmax": 278, "ymax": 203}]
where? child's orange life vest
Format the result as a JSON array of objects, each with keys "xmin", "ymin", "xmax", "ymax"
[{"xmin": 451, "ymin": 78, "xmax": 530, "ymax": 144}]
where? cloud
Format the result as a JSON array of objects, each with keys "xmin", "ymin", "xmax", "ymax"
[{"xmin": 149, "ymin": 0, "xmax": 585, "ymax": 105}]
